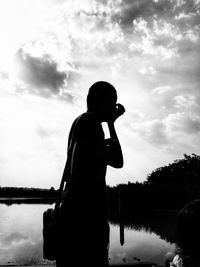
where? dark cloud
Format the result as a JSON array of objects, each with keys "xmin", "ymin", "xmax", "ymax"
[
  {"xmin": 16, "ymin": 49, "xmax": 66, "ymax": 91},
  {"xmin": 112, "ymin": 0, "xmax": 175, "ymax": 30},
  {"xmin": 111, "ymin": 0, "xmax": 200, "ymax": 32},
  {"xmin": 15, "ymin": 49, "xmax": 78, "ymax": 101},
  {"xmin": 175, "ymin": 0, "xmax": 200, "ymax": 15}
]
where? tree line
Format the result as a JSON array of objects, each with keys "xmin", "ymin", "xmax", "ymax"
[
  {"xmin": 0, "ymin": 186, "xmax": 57, "ymax": 198},
  {"xmin": 1, "ymin": 154, "xmax": 200, "ymax": 212},
  {"xmin": 107, "ymin": 153, "xmax": 200, "ymax": 216}
]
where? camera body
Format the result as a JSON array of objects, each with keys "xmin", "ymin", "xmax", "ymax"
[{"xmin": 115, "ymin": 103, "xmax": 125, "ymax": 117}]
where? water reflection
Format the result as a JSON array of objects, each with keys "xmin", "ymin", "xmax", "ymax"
[
  {"xmin": 109, "ymin": 225, "xmax": 175, "ymax": 265},
  {"xmin": 0, "ymin": 204, "xmax": 47, "ymax": 265},
  {"xmin": 0, "ymin": 203, "xmax": 176, "ymax": 265}
]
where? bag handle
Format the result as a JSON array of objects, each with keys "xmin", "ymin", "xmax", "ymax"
[
  {"xmin": 54, "ymin": 157, "xmax": 72, "ymax": 215},
  {"xmin": 54, "ymin": 169, "xmax": 66, "ymax": 213}
]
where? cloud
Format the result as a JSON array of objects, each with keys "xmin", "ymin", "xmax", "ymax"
[
  {"xmin": 130, "ymin": 119, "xmax": 168, "ymax": 146},
  {"xmin": 111, "ymin": 0, "xmax": 175, "ymax": 30},
  {"xmin": 16, "ymin": 49, "xmax": 66, "ymax": 90},
  {"xmin": 175, "ymin": 11, "xmax": 195, "ymax": 20},
  {"xmin": 128, "ymin": 110, "xmax": 145, "ymax": 121},
  {"xmin": 139, "ymin": 65, "xmax": 157, "ymax": 75},
  {"xmin": 15, "ymin": 49, "xmax": 77, "ymax": 100},
  {"xmin": 174, "ymin": 0, "xmax": 200, "ymax": 14},
  {"xmin": 164, "ymin": 112, "xmax": 200, "ymax": 134},
  {"xmin": 174, "ymin": 95, "xmax": 196, "ymax": 109},
  {"xmin": 0, "ymin": 239, "xmax": 43, "ymax": 265},
  {"xmin": 110, "ymin": 225, "xmax": 175, "ymax": 265},
  {"xmin": 0, "ymin": 203, "xmax": 44, "ymax": 265},
  {"xmin": 157, "ymin": 43, "xmax": 200, "ymax": 84},
  {"xmin": 127, "ymin": 109, "xmax": 200, "ymax": 149},
  {"xmin": 1, "ymin": 233, "xmax": 28, "ymax": 247},
  {"xmin": 110, "ymin": 0, "xmax": 200, "ymax": 63},
  {"xmin": 36, "ymin": 125, "xmax": 50, "ymax": 139},
  {"xmin": 112, "ymin": 0, "xmax": 199, "ymax": 31},
  {"xmin": 12, "ymin": 240, "xmax": 43, "ymax": 265},
  {"xmin": 152, "ymin": 85, "xmax": 172, "ymax": 95},
  {"xmin": 128, "ymin": 17, "xmax": 179, "ymax": 60},
  {"xmin": 0, "ymin": 92, "xmax": 77, "ymax": 188}
]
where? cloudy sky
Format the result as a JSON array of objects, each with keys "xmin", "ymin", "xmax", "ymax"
[{"xmin": 0, "ymin": 0, "xmax": 199, "ymax": 188}]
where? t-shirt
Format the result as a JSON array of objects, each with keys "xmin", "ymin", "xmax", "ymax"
[{"xmin": 63, "ymin": 112, "xmax": 108, "ymax": 217}]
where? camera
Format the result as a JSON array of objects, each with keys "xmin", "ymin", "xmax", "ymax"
[{"xmin": 115, "ymin": 103, "xmax": 125, "ymax": 117}]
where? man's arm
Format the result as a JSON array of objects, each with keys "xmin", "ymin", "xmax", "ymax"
[
  {"xmin": 106, "ymin": 122, "xmax": 123, "ymax": 168},
  {"xmin": 105, "ymin": 103, "xmax": 125, "ymax": 169}
]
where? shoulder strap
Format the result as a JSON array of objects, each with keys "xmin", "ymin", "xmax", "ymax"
[{"xmin": 54, "ymin": 116, "xmax": 81, "ymax": 212}]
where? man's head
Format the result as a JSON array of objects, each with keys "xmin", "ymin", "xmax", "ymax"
[{"xmin": 87, "ymin": 81, "xmax": 117, "ymax": 122}]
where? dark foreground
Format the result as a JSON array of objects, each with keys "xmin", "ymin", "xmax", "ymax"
[{"xmin": 0, "ymin": 263, "xmax": 162, "ymax": 267}]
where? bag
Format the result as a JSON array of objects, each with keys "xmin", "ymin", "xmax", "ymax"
[
  {"xmin": 43, "ymin": 163, "xmax": 69, "ymax": 261},
  {"xmin": 43, "ymin": 208, "xmax": 57, "ymax": 260}
]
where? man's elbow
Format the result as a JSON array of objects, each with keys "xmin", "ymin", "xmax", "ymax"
[
  {"xmin": 116, "ymin": 161, "xmax": 123, "ymax": 168},
  {"xmin": 110, "ymin": 160, "xmax": 123, "ymax": 169}
]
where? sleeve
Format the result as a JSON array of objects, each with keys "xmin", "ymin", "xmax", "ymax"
[{"xmin": 69, "ymin": 115, "xmax": 107, "ymax": 179}]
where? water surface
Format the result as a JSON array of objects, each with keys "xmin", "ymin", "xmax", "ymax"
[{"xmin": 0, "ymin": 203, "xmax": 176, "ymax": 265}]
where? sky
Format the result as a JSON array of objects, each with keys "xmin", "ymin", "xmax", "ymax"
[{"xmin": 0, "ymin": 0, "xmax": 200, "ymax": 188}]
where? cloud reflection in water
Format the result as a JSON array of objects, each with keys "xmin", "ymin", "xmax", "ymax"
[{"xmin": 0, "ymin": 204, "xmax": 175, "ymax": 265}]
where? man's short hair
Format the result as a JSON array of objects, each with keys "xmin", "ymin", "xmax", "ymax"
[{"xmin": 87, "ymin": 81, "xmax": 117, "ymax": 112}]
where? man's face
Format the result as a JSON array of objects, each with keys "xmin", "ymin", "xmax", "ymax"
[{"xmin": 98, "ymin": 95, "xmax": 117, "ymax": 122}]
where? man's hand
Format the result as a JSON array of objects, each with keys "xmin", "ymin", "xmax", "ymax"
[
  {"xmin": 116, "ymin": 103, "xmax": 125, "ymax": 118},
  {"xmin": 109, "ymin": 103, "xmax": 125, "ymax": 123}
]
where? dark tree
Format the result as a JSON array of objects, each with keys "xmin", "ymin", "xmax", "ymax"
[{"xmin": 145, "ymin": 154, "xmax": 200, "ymax": 185}]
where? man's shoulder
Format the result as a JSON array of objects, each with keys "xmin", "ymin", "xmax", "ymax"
[
  {"xmin": 75, "ymin": 112, "xmax": 98, "ymax": 127},
  {"xmin": 73, "ymin": 113, "xmax": 103, "ymax": 139}
]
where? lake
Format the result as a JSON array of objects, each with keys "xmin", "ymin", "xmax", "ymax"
[{"xmin": 0, "ymin": 201, "xmax": 176, "ymax": 266}]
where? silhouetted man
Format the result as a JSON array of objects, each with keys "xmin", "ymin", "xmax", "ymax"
[{"xmin": 56, "ymin": 81, "xmax": 125, "ymax": 267}]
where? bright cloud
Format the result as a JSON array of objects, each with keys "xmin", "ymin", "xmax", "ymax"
[
  {"xmin": 152, "ymin": 86, "xmax": 173, "ymax": 95},
  {"xmin": 174, "ymin": 95, "xmax": 196, "ymax": 109},
  {"xmin": 164, "ymin": 112, "xmax": 200, "ymax": 134},
  {"xmin": 0, "ymin": 0, "xmax": 200, "ymax": 187}
]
